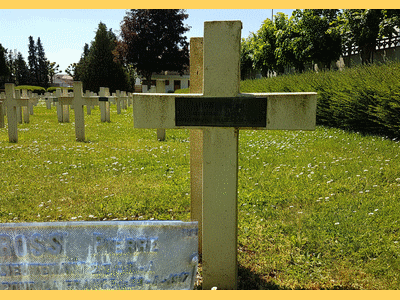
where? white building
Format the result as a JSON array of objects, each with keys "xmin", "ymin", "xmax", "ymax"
[
  {"xmin": 52, "ymin": 74, "xmax": 73, "ymax": 87},
  {"xmin": 136, "ymin": 70, "xmax": 190, "ymax": 93}
]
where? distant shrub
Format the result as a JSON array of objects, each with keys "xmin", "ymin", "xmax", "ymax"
[
  {"xmin": 174, "ymin": 88, "xmax": 189, "ymax": 94},
  {"xmin": 15, "ymin": 85, "xmax": 46, "ymax": 95}
]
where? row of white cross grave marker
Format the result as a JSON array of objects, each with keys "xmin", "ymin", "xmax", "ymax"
[
  {"xmin": 0, "ymin": 21, "xmax": 317, "ymax": 289},
  {"xmin": 0, "ymin": 84, "xmax": 135, "ymax": 143}
]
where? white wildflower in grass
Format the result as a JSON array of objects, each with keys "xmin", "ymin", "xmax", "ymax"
[
  {"xmin": 71, "ymin": 217, "xmax": 77, "ymax": 220},
  {"xmin": 335, "ymin": 222, "xmax": 340, "ymax": 225},
  {"xmin": 369, "ymin": 213, "xmax": 374, "ymax": 215}
]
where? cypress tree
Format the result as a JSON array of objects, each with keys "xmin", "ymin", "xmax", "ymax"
[
  {"xmin": 28, "ymin": 36, "xmax": 38, "ymax": 85},
  {"xmin": 7, "ymin": 50, "xmax": 16, "ymax": 83},
  {"xmin": 15, "ymin": 52, "xmax": 30, "ymax": 86},
  {"xmin": 82, "ymin": 22, "xmax": 128, "ymax": 93},
  {"xmin": 37, "ymin": 37, "xmax": 49, "ymax": 87},
  {"xmin": 74, "ymin": 43, "xmax": 90, "ymax": 82}
]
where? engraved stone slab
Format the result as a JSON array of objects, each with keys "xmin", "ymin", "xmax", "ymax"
[{"xmin": 0, "ymin": 221, "xmax": 198, "ymax": 290}]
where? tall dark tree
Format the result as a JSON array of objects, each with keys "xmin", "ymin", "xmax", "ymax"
[
  {"xmin": 27, "ymin": 36, "xmax": 38, "ymax": 85},
  {"xmin": 6, "ymin": 50, "xmax": 16, "ymax": 83},
  {"xmin": 36, "ymin": 37, "xmax": 49, "ymax": 87},
  {"xmin": 116, "ymin": 9, "xmax": 190, "ymax": 89},
  {"xmin": 81, "ymin": 22, "xmax": 128, "ymax": 93},
  {"xmin": 75, "ymin": 43, "xmax": 90, "ymax": 81},
  {"xmin": 15, "ymin": 52, "xmax": 30, "ymax": 86},
  {"xmin": 0, "ymin": 43, "xmax": 10, "ymax": 88}
]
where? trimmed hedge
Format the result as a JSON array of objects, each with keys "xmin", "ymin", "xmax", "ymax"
[
  {"xmin": 15, "ymin": 85, "xmax": 46, "ymax": 95},
  {"xmin": 241, "ymin": 61, "xmax": 400, "ymax": 138},
  {"xmin": 174, "ymin": 88, "xmax": 189, "ymax": 94}
]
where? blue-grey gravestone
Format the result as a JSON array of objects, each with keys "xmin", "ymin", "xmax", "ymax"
[{"xmin": 0, "ymin": 220, "xmax": 198, "ymax": 290}]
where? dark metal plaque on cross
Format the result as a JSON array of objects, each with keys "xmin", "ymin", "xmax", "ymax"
[{"xmin": 175, "ymin": 97, "xmax": 268, "ymax": 127}]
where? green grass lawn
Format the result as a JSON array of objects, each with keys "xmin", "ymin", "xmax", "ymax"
[{"xmin": 0, "ymin": 101, "xmax": 399, "ymax": 289}]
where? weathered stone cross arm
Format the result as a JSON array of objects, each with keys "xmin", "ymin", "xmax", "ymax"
[
  {"xmin": 133, "ymin": 92, "xmax": 317, "ymax": 131},
  {"xmin": 5, "ymin": 84, "xmax": 30, "ymax": 108}
]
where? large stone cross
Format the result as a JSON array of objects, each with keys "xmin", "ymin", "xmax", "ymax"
[{"xmin": 133, "ymin": 21, "xmax": 317, "ymax": 289}]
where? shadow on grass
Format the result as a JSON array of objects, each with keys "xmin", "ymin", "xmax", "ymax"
[
  {"xmin": 237, "ymin": 265, "xmax": 286, "ymax": 290},
  {"xmin": 194, "ymin": 259, "xmax": 286, "ymax": 290}
]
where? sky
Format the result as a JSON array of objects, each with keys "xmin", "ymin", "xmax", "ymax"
[{"xmin": 0, "ymin": 9, "xmax": 295, "ymax": 74}]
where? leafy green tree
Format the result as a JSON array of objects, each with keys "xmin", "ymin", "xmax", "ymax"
[
  {"xmin": 241, "ymin": 36, "xmax": 256, "ymax": 80},
  {"xmin": 65, "ymin": 63, "xmax": 78, "ymax": 80},
  {"xmin": 252, "ymin": 17, "xmax": 283, "ymax": 76},
  {"xmin": 382, "ymin": 9, "xmax": 400, "ymax": 31},
  {"xmin": 340, "ymin": 9, "xmax": 385, "ymax": 65},
  {"xmin": 124, "ymin": 63, "xmax": 137, "ymax": 92},
  {"xmin": 81, "ymin": 22, "xmax": 129, "ymax": 93},
  {"xmin": 274, "ymin": 12, "xmax": 305, "ymax": 73},
  {"xmin": 291, "ymin": 9, "xmax": 342, "ymax": 70},
  {"xmin": 48, "ymin": 62, "xmax": 61, "ymax": 86},
  {"xmin": 379, "ymin": 10, "xmax": 400, "ymax": 50},
  {"xmin": 116, "ymin": 9, "xmax": 190, "ymax": 89}
]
